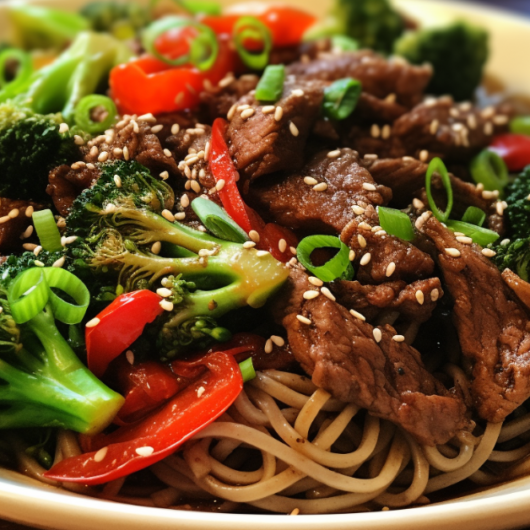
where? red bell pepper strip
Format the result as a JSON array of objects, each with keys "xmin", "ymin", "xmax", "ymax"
[
  {"xmin": 86, "ymin": 290, "xmax": 164, "ymax": 379},
  {"xmin": 489, "ymin": 134, "xmax": 530, "ymax": 172},
  {"xmin": 44, "ymin": 351, "xmax": 243, "ymax": 485}
]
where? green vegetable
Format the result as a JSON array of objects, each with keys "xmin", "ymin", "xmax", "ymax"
[
  {"xmin": 462, "ymin": 206, "xmax": 486, "ymax": 227},
  {"xmin": 149, "ymin": 0, "xmax": 221, "ymax": 17},
  {"xmin": 74, "ymin": 94, "xmax": 117, "ymax": 135},
  {"xmin": 255, "ymin": 65, "xmax": 285, "ymax": 103},
  {"xmin": 426, "ymin": 157, "xmax": 453, "ymax": 223},
  {"xmin": 0, "ymin": 31, "xmax": 132, "ymax": 120},
  {"xmin": 0, "ymin": 266, "xmax": 123, "ymax": 433},
  {"xmin": 296, "ymin": 235, "xmax": 353, "ymax": 282},
  {"xmin": 322, "ymin": 78, "xmax": 362, "ymax": 121},
  {"xmin": 66, "ymin": 160, "xmax": 289, "ymax": 360},
  {"xmin": 492, "ymin": 237, "xmax": 530, "ymax": 282},
  {"xmin": 0, "ymin": 101, "xmax": 78, "ymax": 202},
  {"xmin": 0, "ymin": 48, "xmax": 32, "ymax": 92},
  {"xmin": 446, "ymin": 220, "xmax": 499, "ymax": 246},
  {"xmin": 305, "ymin": 0, "xmax": 404, "ymax": 54},
  {"xmin": 378, "ymin": 206, "xmax": 414, "ymax": 241},
  {"xmin": 233, "ymin": 16, "xmax": 272, "ymax": 71},
  {"xmin": 330, "ymin": 35, "xmax": 359, "ymax": 52},
  {"xmin": 33, "ymin": 209, "xmax": 63, "ymax": 252},
  {"xmin": 470, "ymin": 149, "xmax": 509, "ymax": 193},
  {"xmin": 239, "ymin": 357, "xmax": 256, "ymax": 383},
  {"xmin": 8, "ymin": 4, "xmax": 89, "ymax": 50},
  {"xmin": 504, "ymin": 166, "xmax": 530, "ymax": 240},
  {"xmin": 510, "ymin": 116, "xmax": 530, "ymax": 136},
  {"xmin": 394, "ymin": 21, "xmax": 489, "ymax": 101}
]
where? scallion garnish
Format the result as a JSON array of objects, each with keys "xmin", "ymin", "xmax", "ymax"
[
  {"xmin": 191, "ymin": 197, "xmax": 249, "ymax": 243},
  {"xmin": 297, "ymin": 235, "xmax": 353, "ymax": 282},
  {"xmin": 0, "ymin": 48, "xmax": 32, "ymax": 92},
  {"xmin": 142, "ymin": 16, "xmax": 219, "ymax": 70},
  {"xmin": 150, "ymin": 0, "xmax": 221, "ymax": 15},
  {"xmin": 8, "ymin": 268, "xmax": 49, "ymax": 324},
  {"xmin": 462, "ymin": 206, "xmax": 486, "ymax": 227},
  {"xmin": 331, "ymin": 35, "xmax": 359, "ymax": 52},
  {"xmin": 322, "ymin": 78, "xmax": 362, "ymax": 121},
  {"xmin": 233, "ymin": 16, "xmax": 272, "ymax": 70},
  {"xmin": 239, "ymin": 357, "xmax": 256, "ymax": 383},
  {"xmin": 32, "ymin": 209, "xmax": 63, "ymax": 252},
  {"xmin": 425, "ymin": 157, "xmax": 454, "ymax": 223},
  {"xmin": 446, "ymin": 220, "xmax": 500, "ymax": 246},
  {"xmin": 510, "ymin": 116, "xmax": 530, "ymax": 136},
  {"xmin": 255, "ymin": 64, "xmax": 285, "ymax": 102},
  {"xmin": 74, "ymin": 95, "xmax": 117, "ymax": 135},
  {"xmin": 470, "ymin": 149, "xmax": 509, "ymax": 192},
  {"xmin": 378, "ymin": 206, "xmax": 414, "ymax": 241}
]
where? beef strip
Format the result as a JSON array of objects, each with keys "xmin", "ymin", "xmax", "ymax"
[
  {"xmin": 274, "ymin": 268, "xmax": 469, "ymax": 445},
  {"xmin": 247, "ymin": 148, "xmax": 391, "ymax": 233},
  {"xmin": 420, "ymin": 216, "xmax": 530, "ymax": 423},
  {"xmin": 502, "ymin": 269, "xmax": 530, "ymax": 312},
  {"xmin": 0, "ymin": 199, "xmax": 42, "ymax": 252},
  {"xmin": 226, "ymin": 78, "xmax": 326, "ymax": 183},
  {"xmin": 287, "ymin": 50, "xmax": 432, "ymax": 108}
]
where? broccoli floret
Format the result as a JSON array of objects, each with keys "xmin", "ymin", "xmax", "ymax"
[
  {"xmin": 306, "ymin": 0, "xmax": 404, "ymax": 54},
  {"xmin": 80, "ymin": 2, "xmax": 150, "ymax": 40},
  {"xmin": 0, "ymin": 31, "xmax": 132, "ymax": 120},
  {"xmin": 0, "ymin": 102, "xmax": 78, "ymax": 202},
  {"xmin": 504, "ymin": 167, "xmax": 530, "ymax": 240},
  {"xmin": 0, "ymin": 266, "xmax": 124, "ymax": 434},
  {"xmin": 492, "ymin": 238, "xmax": 530, "ymax": 282},
  {"xmin": 394, "ymin": 22, "xmax": 489, "ymax": 101},
  {"xmin": 8, "ymin": 4, "xmax": 90, "ymax": 51},
  {"xmin": 67, "ymin": 160, "xmax": 290, "ymax": 359}
]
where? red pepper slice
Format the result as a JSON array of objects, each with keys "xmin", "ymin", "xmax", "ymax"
[
  {"xmin": 44, "ymin": 351, "xmax": 243, "ymax": 485},
  {"xmin": 86, "ymin": 290, "xmax": 164, "ymax": 379},
  {"xmin": 489, "ymin": 134, "xmax": 530, "ymax": 172}
]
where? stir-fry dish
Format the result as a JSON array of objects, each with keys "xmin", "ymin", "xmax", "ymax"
[{"xmin": 2, "ymin": 0, "xmax": 530, "ymax": 515}]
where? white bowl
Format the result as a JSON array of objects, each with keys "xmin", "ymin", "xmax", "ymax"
[{"xmin": 1, "ymin": 1, "xmax": 530, "ymax": 529}]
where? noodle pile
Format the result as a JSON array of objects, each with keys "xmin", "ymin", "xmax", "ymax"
[{"xmin": 5, "ymin": 366, "xmax": 530, "ymax": 514}]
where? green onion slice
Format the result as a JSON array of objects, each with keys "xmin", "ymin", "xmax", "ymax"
[
  {"xmin": 32, "ymin": 209, "xmax": 63, "ymax": 252},
  {"xmin": 233, "ymin": 16, "xmax": 272, "ymax": 71},
  {"xmin": 322, "ymin": 78, "xmax": 362, "ymax": 121},
  {"xmin": 297, "ymin": 235, "xmax": 352, "ymax": 283},
  {"xmin": 142, "ymin": 16, "xmax": 219, "ymax": 70},
  {"xmin": 446, "ymin": 220, "xmax": 500, "ymax": 246},
  {"xmin": 42, "ymin": 268, "xmax": 90, "ymax": 325},
  {"xmin": 378, "ymin": 207, "xmax": 414, "ymax": 241},
  {"xmin": 239, "ymin": 357, "xmax": 256, "ymax": 383},
  {"xmin": 191, "ymin": 197, "xmax": 249, "ymax": 243},
  {"xmin": 470, "ymin": 149, "xmax": 509, "ymax": 192},
  {"xmin": 331, "ymin": 35, "xmax": 359, "ymax": 52},
  {"xmin": 255, "ymin": 64, "xmax": 285, "ymax": 102},
  {"xmin": 74, "ymin": 95, "xmax": 117, "ymax": 135},
  {"xmin": 0, "ymin": 48, "xmax": 32, "ymax": 91},
  {"xmin": 425, "ymin": 157, "xmax": 454, "ymax": 223},
  {"xmin": 8, "ymin": 268, "xmax": 49, "ymax": 324},
  {"xmin": 510, "ymin": 116, "xmax": 530, "ymax": 136},
  {"xmin": 150, "ymin": 0, "xmax": 221, "ymax": 16},
  {"xmin": 462, "ymin": 206, "xmax": 486, "ymax": 227}
]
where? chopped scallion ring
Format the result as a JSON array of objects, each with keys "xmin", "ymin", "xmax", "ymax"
[
  {"xmin": 331, "ymin": 35, "xmax": 359, "ymax": 52},
  {"xmin": 8, "ymin": 268, "xmax": 48, "ymax": 324},
  {"xmin": 297, "ymin": 235, "xmax": 353, "ymax": 283},
  {"xmin": 150, "ymin": 0, "xmax": 221, "ymax": 16},
  {"xmin": 446, "ymin": 220, "xmax": 500, "ymax": 246},
  {"xmin": 33, "ymin": 209, "xmax": 63, "ymax": 252},
  {"xmin": 74, "ymin": 95, "xmax": 117, "ymax": 135},
  {"xmin": 233, "ymin": 16, "xmax": 272, "ymax": 71},
  {"xmin": 462, "ymin": 206, "xmax": 486, "ymax": 227},
  {"xmin": 255, "ymin": 64, "xmax": 285, "ymax": 102},
  {"xmin": 378, "ymin": 206, "xmax": 414, "ymax": 241},
  {"xmin": 322, "ymin": 78, "xmax": 362, "ymax": 121},
  {"xmin": 239, "ymin": 357, "xmax": 256, "ymax": 383},
  {"xmin": 0, "ymin": 48, "xmax": 32, "ymax": 92},
  {"xmin": 470, "ymin": 149, "xmax": 509, "ymax": 192},
  {"xmin": 425, "ymin": 157, "xmax": 454, "ymax": 223}
]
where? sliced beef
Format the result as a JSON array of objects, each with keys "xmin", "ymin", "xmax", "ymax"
[
  {"xmin": 226, "ymin": 78, "xmax": 326, "ymax": 183},
  {"xmin": 274, "ymin": 268, "xmax": 469, "ymax": 445},
  {"xmin": 354, "ymin": 92, "xmax": 409, "ymax": 124},
  {"xmin": 330, "ymin": 277, "xmax": 443, "ymax": 324},
  {"xmin": 420, "ymin": 216, "xmax": 530, "ymax": 423},
  {"xmin": 247, "ymin": 148, "xmax": 391, "ymax": 233},
  {"xmin": 269, "ymin": 39, "xmax": 331, "ymax": 66},
  {"xmin": 0, "ymin": 199, "xmax": 42, "ymax": 252},
  {"xmin": 287, "ymin": 50, "xmax": 432, "ymax": 108},
  {"xmin": 502, "ymin": 269, "xmax": 530, "ymax": 311}
]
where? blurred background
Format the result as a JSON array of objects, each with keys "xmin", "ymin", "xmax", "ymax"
[{"xmin": 471, "ymin": 0, "xmax": 529, "ymax": 13}]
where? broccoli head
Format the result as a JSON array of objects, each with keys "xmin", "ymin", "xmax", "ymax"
[
  {"xmin": 394, "ymin": 21, "xmax": 489, "ymax": 101},
  {"xmin": 492, "ymin": 238, "xmax": 530, "ymax": 282},
  {"xmin": 504, "ymin": 166, "xmax": 530, "ymax": 240},
  {"xmin": 0, "ymin": 102, "xmax": 78, "ymax": 202}
]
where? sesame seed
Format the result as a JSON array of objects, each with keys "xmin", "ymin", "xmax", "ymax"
[
  {"xmin": 227, "ymin": 103, "xmax": 237, "ymax": 121},
  {"xmin": 358, "ymin": 234, "xmax": 367, "ymax": 248},
  {"xmin": 241, "ymin": 108, "xmax": 255, "ymax": 119},
  {"xmin": 373, "ymin": 329, "xmax": 382, "ymax": 343},
  {"xmin": 123, "ymin": 146, "xmax": 130, "ymax": 160},
  {"xmin": 94, "ymin": 447, "xmax": 108, "ymax": 463},
  {"xmin": 138, "ymin": 113, "xmax": 156, "ymax": 123},
  {"xmin": 163, "ymin": 149, "xmax": 172, "ymax": 157},
  {"xmin": 412, "ymin": 198, "xmax": 425, "ymax": 210},
  {"xmin": 370, "ymin": 124, "xmax": 381, "ymax": 138},
  {"xmin": 219, "ymin": 74, "xmax": 234, "ymax": 88},
  {"xmin": 59, "ymin": 123, "xmax": 69, "ymax": 134},
  {"xmin": 290, "ymin": 508, "xmax": 300, "ymax": 516},
  {"xmin": 467, "ymin": 114, "xmax": 477, "ymax": 130},
  {"xmin": 290, "ymin": 246, "xmax": 297, "ymax": 255},
  {"xmin": 364, "ymin": 154, "xmax": 378, "ymax": 161},
  {"xmin": 24, "ymin": 206, "xmax": 34, "ymax": 218},
  {"xmin": 191, "ymin": 181, "xmax": 201, "ymax": 193},
  {"xmin": 296, "ymin": 315, "xmax": 312, "ymax": 325},
  {"xmin": 362, "ymin": 182, "xmax": 377, "ymax": 192},
  {"xmin": 493, "ymin": 115, "xmax": 509, "ymax": 126},
  {"xmin": 321, "ymin": 287, "xmax": 336, "ymax": 301},
  {"xmin": 358, "ymin": 221, "xmax": 372, "ymax": 230},
  {"xmin": 180, "ymin": 194, "xmax": 190, "ymax": 208},
  {"xmin": 274, "ymin": 107, "xmax": 283, "ymax": 121},
  {"xmin": 52, "ymin": 256, "xmax": 65, "ymax": 268},
  {"xmin": 476, "ymin": 183, "xmax": 485, "ymax": 193},
  {"xmin": 303, "ymin": 290, "xmax": 320, "ymax": 300},
  {"xmin": 34, "ymin": 260, "xmax": 44, "ymax": 267},
  {"xmin": 402, "ymin": 156, "xmax": 415, "ymax": 162},
  {"xmin": 289, "ymin": 121, "xmax": 299, "ymax": 137},
  {"xmin": 86, "ymin": 317, "xmax": 100, "ymax": 328},
  {"xmin": 243, "ymin": 241, "xmax": 256, "ymax": 249},
  {"xmin": 352, "ymin": 205, "xmax": 365, "ymax": 215},
  {"xmin": 216, "ymin": 179, "xmax": 226, "ymax": 191},
  {"xmin": 415, "ymin": 290, "xmax": 425, "ymax": 305},
  {"xmin": 481, "ymin": 106, "xmax": 495, "ymax": 119},
  {"xmin": 456, "ymin": 236, "xmax": 473, "ymax": 245},
  {"xmin": 160, "ymin": 171, "xmax": 169, "ymax": 180},
  {"xmin": 126, "ymin": 350, "xmax": 134, "ymax": 365},
  {"xmin": 56, "ymin": 217, "xmax": 66, "ymax": 228},
  {"xmin": 349, "ymin": 309, "xmax": 366, "ymax": 321},
  {"xmin": 429, "ymin": 119, "xmax": 440, "ymax": 135},
  {"xmin": 484, "ymin": 122, "xmax": 494, "ymax": 136},
  {"xmin": 288, "ymin": 257, "xmax": 298, "ymax": 266},
  {"xmin": 482, "ymin": 248, "xmax": 496, "ymax": 257},
  {"xmin": 501, "ymin": 238, "xmax": 511, "ymax": 246},
  {"xmin": 360, "ymin": 253, "xmax": 372, "ymax": 266},
  {"xmin": 157, "ymin": 287, "xmax": 172, "ymax": 298},
  {"xmin": 74, "ymin": 135, "xmax": 85, "ymax": 146},
  {"xmin": 291, "ymin": 89, "xmax": 304, "ymax": 97},
  {"xmin": 264, "ymin": 339, "xmax": 273, "ymax": 354},
  {"xmin": 20, "ymin": 225, "xmax": 33, "ymax": 239},
  {"xmin": 8, "ymin": 208, "xmax": 19, "ymax": 219},
  {"xmin": 22, "ymin": 243, "xmax": 37, "ymax": 251},
  {"xmin": 382, "ymin": 124, "xmax": 391, "ymax": 139},
  {"xmin": 174, "ymin": 212, "xmax": 186, "ymax": 221},
  {"xmin": 132, "ymin": 120, "xmax": 140, "ymax": 134},
  {"xmin": 171, "ymin": 123, "xmax": 181, "ymax": 135},
  {"xmin": 184, "ymin": 181, "xmax": 192, "ymax": 190},
  {"xmin": 271, "ymin": 335, "xmax": 285, "ymax": 347},
  {"xmin": 256, "ymin": 250, "xmax": 269, "ymax": 257},
  {"xmin": 262, "ymin": 105, "xmax": 275, "ymax": 114},
  {"xmin": 86, "ymin": 163, "xmax": 95, "ymax": 170},
  {"xmin": 278, "ymin": 239, "xmax": 287, "ymax": 253},
  {"xmin": 160, "ymin": 300, "xmax": 174, "ymax": 312},
  {"xmin": 162, "ymin": 209, "xmax": 175, "ymax": 222},
  {"xmin": 104, "ymin": 203, "xmax": 117, "ymax": 214},
  {"xmin": 151, "ymin": 124, "xmax": 163, "ymax": 134},
  {"xmin": 313, "ymin": 182, "xmax": 328, "ymax": 192},
  {"xmin": 419, "ymin": 150, "xmax": 429, "ymax": 162},
  {"xmin": 445, "ymin": 248, "xmax": 461, "ymax": 258},
  {"xmin": 496, "ymin": 202, "xmax": 505, "ymax": 216},
  {"xmin": 450, "ymin": 108, "xmax": 460, "ymax": 118},
  {"xmin": 135, "ymin": 446, "xmax": 154, "ymax": 457},
  {"xmin": 304, "ymin": 176, "xmax": 318, "ymax": 186},
  {"xmin": 393, "ymin": 335, "xmax": 405, "ymax": 342},
  {"xmin": 431, "ymin": 289, "xmax": 440, "ymax": 302},
  {"xmin": 308, "ymin": 277, "xmax": 323, "ymax": 287},
  {"xmin": 482, "ymin": 190, "xmax": 499, "ymax": 200},
  {"xmin": 385, "ymin": 93, "xmax": 396, "ymax": 103},
  {"xmin": 249, "ymin": 230, "xmax": 260, "ymax": 243},
  {"xmin": 327, "ymin": 149, "xmax": 341, "ymax": 159},
  {"xmin": 386, "ymin": 262, "xmax": 396, "ymax": 277}
]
